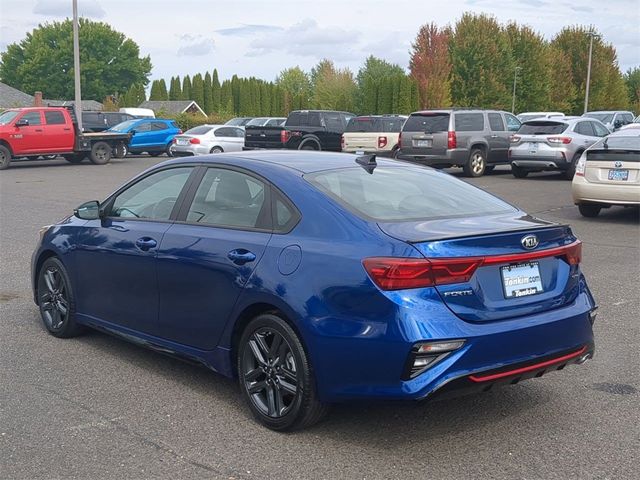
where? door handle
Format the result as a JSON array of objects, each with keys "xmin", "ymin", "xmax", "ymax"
[
  {"xmin": 227, "ymin": 249, "xmax": 256, "ymax": 265},
  {"xmin": 35, "ymin": 129, "xmax": 43, "ymax": 132},
  {"xmin": 63, "ymin": 128, "xmax": 72, "ymax": 131},
  {"xmin": 135, "ymin": 237, "xmax": 158, "ymax": 251},
  {"xmin": 490, "ymin": 134, "xmax": 498, "ymax": 138}
]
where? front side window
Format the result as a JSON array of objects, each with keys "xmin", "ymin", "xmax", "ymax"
[
  {"xmin": 186, "ymin": 168, "xmax": 268, "ymax": 229},
  {"xmin": 110, "ymin": 119, "xmax": 137, "ymax": 132},
  {"xmin": 110, "ymin": 167, "xmax": 193, "ymax": 220},
  {"xmin": 152, "ymin": 122, "xmax": 168, "ymax": 131},
  {"xmin": 44, "ymin": 111, "xmax": 65, "ymax": 125},
  {"xmin": 592, "ymin": 122, "xmax": 610, "ymax": 137},
  {"xmin": 575, "ymin": 122, "xmax": 595, "ymax": 137},
  {"xmin": 504, "ymin": 113, "xmax": 521, "ymax": 132},
  {"xmin": 20, "ymin": 111, "xmax": 42, "ymax": 126},
  {"xmin": 135, "ymin": 122, "xmax": 152, "ymax": 132}
]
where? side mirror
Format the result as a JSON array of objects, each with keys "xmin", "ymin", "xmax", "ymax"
[
  {"xmin": 131, "ymin": 129, "xmax": 137, "ymax": 135},
  {"xmin": 614, "ymin": 120, "xmax": 621, "ymax": 129},
  {"xmin": 15, "ymin": 118, "xmax": 29, "ymax": 127},
  {"xmin": 74, "ymin": 200, "xmax": 102, "ymax": 220}
]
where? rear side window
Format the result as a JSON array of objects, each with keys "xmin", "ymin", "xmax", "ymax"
[
  {"xmin": 323, "ymin": 113, "xmax": 344, "ymax": 131},
  {"xmin": 44, "ymin": 111, "xmax": 65, "ymax": 125},
  {"xmin": 488, "ymin": 113, "xmax": 505, "ymax": 131},
  {"xmin": 454, "ymin": 113, "xmax": 484, "ymax": 131},
  {"xmin": 403, "ymin": 113, "xmax": 449, "ymax": 133},
  {"xmin": 575, "ymin": 122, "xmax": 595, "ymax": 136},
  {"xmin": 306, "ymin": 166, "xmax": 514, "ymax": 222},
  {"xmin": 518, "ymin": 122, "xmax": 568, "ymax": 135}
]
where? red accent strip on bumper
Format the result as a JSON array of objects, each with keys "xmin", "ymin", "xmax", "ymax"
[{"xmin": 468, "ymin": 346, "xmax": 588, "ymax": 383}]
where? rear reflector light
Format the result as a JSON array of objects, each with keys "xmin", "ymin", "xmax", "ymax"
[
  {"xmin": 447, "ymin": 131, "xmax": 457, "ymax": 149},
  {"xmin": 548, "ymin": 136, "xmax": 572, "ymax": 144},
  {"xmin": 403, "ymin": 340, "xmax": 465, "ymax": 379},
  {"xmin": 189, "ymin": 138, "xmax": 200, "ymax": 144},
  {"xmin": 378, "ymin": 136, "xmax": 388, "ymax": 149},
  {"xmin": 281, "ymin": 130, "xmax": 291, "ymax": 144},
  {"xmin": 363, "ymin": 241, "xmax": 581, "ymax": 291}
]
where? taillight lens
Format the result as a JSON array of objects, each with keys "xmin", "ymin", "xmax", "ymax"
[
  {"xmin": 378, "ymin": 136, "xmax": 388, "ymax": 149},
  {"xmin": 548, "ymin": 136, "xmax": 572, "ymax": 144},
  {"xmin": 189, "ymin": 138, "xmax": 200, "ymax": 144},
  {"xmin": 281, "ymin": 130, "xmax": 291, "ymax": 144},
  {"xmin": 575, "ymin": 154, "xmax": 587, "ymax": 176},
  {"xmin": 447, "ymin": 131, "xmax": 457, "ymax": 149}
]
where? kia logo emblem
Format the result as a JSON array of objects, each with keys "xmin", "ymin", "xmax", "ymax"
[{"xmin": 521, "ymin": 234, "xmax": 539, "ymax": 250}]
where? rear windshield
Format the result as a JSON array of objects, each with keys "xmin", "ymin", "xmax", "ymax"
[
  {"xmin": 587, "ymin": 135, "xmax": 640, "ymax": 161},
  {"xmin": 246, "ymin": 117, "xmax": 269, "ymax": 126},
  {"xmin": 346, "ymin": 117, "xmax": 405, "ymax": 133},
  {"xmin": 306, "ymin": 166, "xmax": 515, "ymax": 222},
  {"xmin": 584, "ymin": 113, "xmax": 613, "ymax": 124},
  {"xmin": 403, "ymin": 113, "xmax": 449, "ymax": 133},
  {"xmin": 185, "ymin": 126, "xmax": 213, "ymax": 135},
  {"xmin": 518, "ymin": 121, "xmax": 568, "ymax": 135}
]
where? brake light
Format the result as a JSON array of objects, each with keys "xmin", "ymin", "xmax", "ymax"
[
  {"xmin": 341, "ymin": 134, "xmax": 345, "ymax": 151},
  {"xmin": 378, "ymin": 136, "xmax": 388, "ymax": 149},
  {"xmin": 548, "ymin": 136, "xmax": 572, "ymax": 144},
  {"xmin": 447, "ymin": 131, "xmax": 457, "ymax": 149},
  {"xmin": 575, "ymin": 155, "xmax": 586, "ymax": 176},
  {"xmin": 398, "ymin": 131, "xmax": 402, "ymax": 149},
  {"xmin": 281, "ymin": 130, "xmax": 291, "ymax": 144},
  {"xmin": 363, "ymin": 241, "xmax": 581, "ymax": 291},
  {"xmin": 173, "ymin": 138, "xmax": 177, "ymax": 144},
  {"xmin": 189, "ymin": 138, "xmax": 200, "ymax": 144}
]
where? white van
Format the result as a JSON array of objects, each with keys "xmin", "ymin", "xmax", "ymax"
[{"xmin": 119, "ymin": 107, "xmax": 155, "ymax": 118}]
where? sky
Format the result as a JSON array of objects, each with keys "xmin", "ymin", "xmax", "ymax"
[{"xmin": 0, "ymin": 0, "xmax": 638, "ymax": 85}]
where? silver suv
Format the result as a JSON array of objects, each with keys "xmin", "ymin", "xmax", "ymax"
[
  {"xmin": 396, "ymin": 109, "xmax": 521, "ymax": 177},
  {"xmin": 509, "ymin": 117, "xmax": 610, "ymax": 179},
  {"xmin": 583, "ymin": 111, "xmax": 635, "ymax": 132}
]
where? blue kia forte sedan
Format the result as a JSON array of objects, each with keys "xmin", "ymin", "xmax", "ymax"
[{"xmin": 31, "ymin": 151, "xmax": 597, "ymax": 430}]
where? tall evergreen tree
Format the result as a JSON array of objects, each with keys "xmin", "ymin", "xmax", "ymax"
[
  {"xmin": 203, "ymin": 72, "xmax": 213, "ymax": 114},
  {"xmin": 191, "ymin": 73, "xmax": 205, "ymax": 109},
  {"xmin": 356, "ymin": 56, "xmax": 404, "ymax": 113},
  {"xmin": 220, "ymin": 80, "xmax": 233, "ymax": 113},
  {"xmin": 211, "ymin": 69, "xmax": 221, "ymax": 112},
  {"xmin": 149, "ymin": 79, "xmax": 168, "ymax": 100},
  {"xmin": 169, "ymin": 75, "xmax": 182, "ymax": 100},
  {"xmin": 182, "ymin": 75, "xmax": 192, "ymax": 100}
]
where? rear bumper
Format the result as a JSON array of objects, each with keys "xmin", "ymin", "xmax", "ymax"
[
  {"xmin": 510, "ymin": 148, "xmax": 571, "ymax": 170},
  {"xmin": 572, "ymin": 176, "xmax": 640, "ymax": 205},
  {"xmin": 396, "ymin": 148, "xmax": 468, "ymax": 166}
]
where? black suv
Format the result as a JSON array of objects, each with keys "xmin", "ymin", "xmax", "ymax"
[
  {"xmin": 396, "ymin": 109, "xmax": 522, "ymax": 177},
  {"xmin": 82, "ymin": 111, "xmax": 135, "ymax": 132}
]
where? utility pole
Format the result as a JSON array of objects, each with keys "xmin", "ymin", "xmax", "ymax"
[
  {"xmin": 72, "ymin": 0, "xmax": 83, "ymax": 131},
  {"xmin": 511, "ymin": 66, "xmax": 522, "ymax": 114},
  {"xmin": 584, "ymin": 31, "xmax": 599, "ymax": 114}
]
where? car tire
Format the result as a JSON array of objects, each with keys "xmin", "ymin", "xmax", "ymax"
[
  {"xmin": 0, "ymin": 144, "xmax": 12, "ymax": 170},
  {"xmin": 89, "ymin": 141, "xmax": 111, "ymax": 165},
  {"xmin": 114, "ymin": 144, "xmax": 128, "ymax": 158},
  {"xmin": 564, "ymin": 152, "xmax": 581, "ymax": 180},
  {"xmin": 511, "ymin": 164, "xmax": 529, "ymax": 178},
  {"xmin": 64, "ymin": 154, "xmax": 85, "ymax": 164},
  {"xmin": 210, "ymin": 146, "xmax": 224, "ymax": 154},
  {"xmin": 237, "ymin": 313, "xmax": 328, "ymax": 431},
  {"xmin": 463, "ymin": 149, "xmax": 486, "ymax": 177},
  {"xmin": 37, "ymin": 257, "xmax": 83, "ymax": 338},
  {"xmin": 300, "ymin": 142, "xmax": 319, "ymax": 151},
  {"xmin": 165, "ymin": 143, "xmax": 174, "ymax": 157},
  {"xmin": 578, "ymin": 204, "xmax": 601, "ymax": 217}
]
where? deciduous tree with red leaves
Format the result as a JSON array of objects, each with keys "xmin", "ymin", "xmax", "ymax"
[{"xmin": 409, "ymin": 23, "xmax": 452, "ymax": 109}]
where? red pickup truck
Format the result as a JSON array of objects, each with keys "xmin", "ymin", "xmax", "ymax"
[{"xmin": 0, "ymin": 106, "xmax": 131, "ymax": 170}]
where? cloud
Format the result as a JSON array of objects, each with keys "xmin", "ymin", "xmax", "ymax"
[
  {"xmin": 361, "ymin": 32, "xmax": 411, "ymax": 70},
  {"xmin": 33, "ymin": 0, "xmax": 106, "ymax": 18},
  {"xmin": 246, "ymin": 19, "xmax": 361, "ymax": 61},
  {"xmin": 177, "ymin": 34, "xmax": 215, "ymax": 56},
  {"xmin": 216, "ymin": 24, "xmax": 284, "ymax": 37}
]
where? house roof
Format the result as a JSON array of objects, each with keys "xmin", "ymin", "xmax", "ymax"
[
  {"xmin": 139, "ymin": 100, "xmax": 206, "ymax": 116},
  {"xmin": 43, "ymin": 99, "xmax": 103, "ymax": 111},
  {"xmin": 0, "ymin": 82, "xmax": 35, "ymax": 108}
]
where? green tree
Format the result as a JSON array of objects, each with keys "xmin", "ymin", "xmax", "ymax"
[
  {"xmin": 625, "ymin": 67, "xmax": 640, "ymax": 114},
  {"xmin": 546, "ymin": 45, "xmax": 577, "ymax": 112},
  {"xmin": 0, "ymin": 18, "xmax": 151, "ymax": 101},
  {"xmin": 191, "ymin": 73, "xmax": 205, "ymax": 109},
  {"xmin": 409, "ymin": 23, "xmax": 452, "ymax": 109},
  {"xmin": 169, "ymin": 75, "xmax": 182, "ymax": 100},
  {"xmin": 355, "ymin": 56, "xmax": 404, "ymax": 113},
  {"xmin": 181, "ymin": 75, "xmax": 192, "ymax": 100},
  {"xmin": 149, "ymin": 79, "xmax": 168, "ymax": 100},
  {"xmin": 220, "ymin": 79, "xmax": 233, "ymax": 113},
  {"xmin": 275, "ymin": 66, "xmax": 311, "ymax": 112},
  {"xmin": 211, "ymin": 69, "xmax": 221, "ymax": 112},
  {"xmin": 203, "ymin": 72, "xmax": 213, "ymax": 114},
  {"xmin": 449, "ymin": 13, "xmax": 515, "ymax": 109},
  {"xmin": 310, "ymin": 59, "xmax": 356, "ymax": 111}
]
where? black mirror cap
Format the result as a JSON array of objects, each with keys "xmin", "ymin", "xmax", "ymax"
[
  {"xmin": 15, "ymin": 119, "xmax": 29, "ymax": 127},
  {"xmin": 74, "ymin": 200, "xmax": 102, "ymax": 220}
]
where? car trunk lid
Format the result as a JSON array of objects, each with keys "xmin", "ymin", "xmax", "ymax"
[{"xmin": 583, "ymin": 143, "xmax": 640, "ymax": 185}]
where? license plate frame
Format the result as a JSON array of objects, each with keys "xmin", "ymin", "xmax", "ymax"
[
  {"xmin": 500, "ymin": 261, "xmax": 544, "ymax": 299},
  {"xmin": 607, "ymin": 169, "xmax": 629, "ymax": 181},
  {"xmin": 528, "ymin": 142, "xmax": 538, "ymax": 154},
  {"xmin": 177, "ymin": 139, "xmax": 189, "ymax": 146},
  {"xmin": 414, "ymin": 139, "xmax": 432, "ymax": 148}
]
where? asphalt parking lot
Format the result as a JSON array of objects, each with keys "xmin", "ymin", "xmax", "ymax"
[{"xmin": 1, "ymin": 156, "xmax": 638, "ymax": 480}]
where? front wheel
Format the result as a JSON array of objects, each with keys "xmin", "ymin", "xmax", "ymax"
[
  {"xmin": 37, "ymin": 257, "xmax": 82, "ymax": 338},
  {"xmin": 511, "ymin": 164, "xmax": 529, "ymax": 178},
  {"xmin": 578, "ymin": 204, "xmax": 601, "ymax": 217},
  {"xmin": 0, "ymin": 145, "xmax": 12, "ymax": 170},
  {"xmin": 238, "ymin": 314, "xmax": 328, "ymax": 431},
  {"xmin": 114, "ymin": 144, "xmax": 128, "ymax": 158},
  {"xmin": 89, "ymin": 141, "xmax": 111, "ymax": 165},
  {"xmin": 463, "ymin": 149, "xmax": 486, "ymax": 177}
]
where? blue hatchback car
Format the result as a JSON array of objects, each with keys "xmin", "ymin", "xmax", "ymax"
[
  {"xmin": 109, "ymin": 118, "xmax": 181, "ymax": 157},
  {"xmin": 32, "ymin": 151, "xmax": 596, "ymax": 430}
]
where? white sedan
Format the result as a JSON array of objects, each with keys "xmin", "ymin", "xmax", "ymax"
[{"xmin": 171, "ymin": 125, "xmax": 245, "ymax": 156}]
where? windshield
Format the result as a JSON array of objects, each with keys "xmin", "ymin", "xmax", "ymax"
[
  {"xmin": 584, "ymin": 113, "xmax": 614, "ymax": 124},
  {"xmin": 306, "ymin": 166, "xmax": 515, "ymax": 222},
  {"xmin": 110, "ymin": 119, "xmax": 138, "ymax": 132},
  {"xmin": 518, "ymin": 122, "xmax": 568, "ymax": 135},
  {"xmin": 0, "ymin": 111, "xmax": 19, "ymax": 125},
  {"xmin": 185, "ymin": 125, "xmax": 213, "ymax": 135},
  {"xmin": 246, "ymin": 118, "xmax": 269, "ymax": 126},
  {"xmin": 226, "ymin": 117, "xmax": 250, "ymax": 126},
  {"xmin": 403, "ymin": 113, "xmax": 449, "ymax": 133}
]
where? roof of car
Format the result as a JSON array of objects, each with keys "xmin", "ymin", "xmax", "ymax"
[
  {"xmin": 585, "ymin": 111, "xmax": 633, "ymax": 114},
  {"xmin": 162, "ymin": 150, "xmax": 403, "ymax": 174}
]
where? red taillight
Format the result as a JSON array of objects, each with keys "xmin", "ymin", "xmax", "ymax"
[
  {"xmin": 397, "ymin": 131, "xmax": 402, "ymax": 149},
  {"xmin": 363, "ymin": 241, "xmax": 582, "ymax": 291},
  {"xmin": 189, "ymin": 138, "xmax": 200, "ymax": 144},
  {"xmin": 548, "ymin": 136, "xmax": 572, "ymax": 144},
  {"xmin": 447, "ymin": 131, "xmax": 457, "ymax": 149},
  {"xmin": 341, "ymin": 134, "xmax": 345, "ymax": 151},
  {"xmin": 173, "ymin": 138, "xmax": 177, "ymax": 144},
  {"xmin": 378, "ymin": 136, "xmax": 388, "ymax": 149},
  {"xmin": 281, "ymin": 130, "xmax": 291, "ymax": 144}
]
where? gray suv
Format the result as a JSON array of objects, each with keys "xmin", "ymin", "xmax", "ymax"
[{"xmin": 396, "ymin": 109, "xmax": 521, "ymax": 177}]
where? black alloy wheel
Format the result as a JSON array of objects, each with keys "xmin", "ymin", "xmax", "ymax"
[
  {"xmin": 37, "ymin": 257, "xmax": 81, "ymax": 338},
  {"xmin": 238, "ymin": 314, "xmax": 328, "ymax": 431}
]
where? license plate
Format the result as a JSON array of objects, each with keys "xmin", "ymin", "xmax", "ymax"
[
  {"xmin": 608, "ymin": 169, "xmax": 629, "ymax": 181},
  {"xmin": 528, "ymin": 142, "xmax": 538, "ymax": 154},
  {"xmin": 177, "ymin": 139, "xmax": 189, "ymax": 146},
  {"xmin": 414, "ymin": 139, "xmax": 432, "ymax": 148},
  {"xmin": 501, "ymin": 262, "xmax": 543, "ymax": 298}
]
